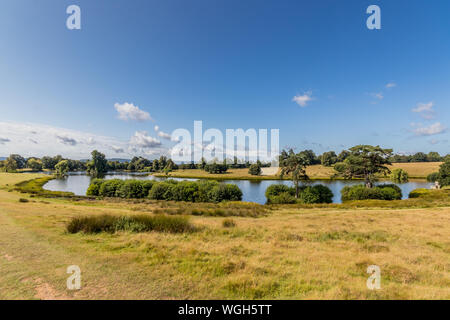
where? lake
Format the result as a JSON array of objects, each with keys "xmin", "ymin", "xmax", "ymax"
[{"xmin": 43, "ymin": 172, "xmax": 433, "ymax": 204}]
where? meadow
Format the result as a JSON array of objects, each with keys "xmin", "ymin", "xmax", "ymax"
[{"xmin": 0, "ymin": 172, "xmax": 449, "ymax": 300}]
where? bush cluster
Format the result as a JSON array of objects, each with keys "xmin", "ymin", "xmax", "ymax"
[
  {"xmin": 204, "ymin": 163, "xmax": 228, "ymax": 174},
  {"xmin": 265, "ymin": 184, "xmax": 333, "ymax": 204},
  {"xmin": 66, "ymin": 214, "xmax": 194, "ymax": 234},
  {"xmin": 427, "ymin": 172, "xmax": 440, "ymax": 182},
  {"xmin": 248, "ymin": 163, "xmax": 262, "ymax": 176},
  {"xmin": 86, "ymin": 179, "xmax": 242, "ymax": 203},
  {"xmin": 341, "ymin": 184, "xmax": 402, "ymax": 201}
]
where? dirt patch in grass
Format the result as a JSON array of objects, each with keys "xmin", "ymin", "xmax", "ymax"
[{"xmin": 22, "ymin": 278, "xmax": 70, "ymax": 300}]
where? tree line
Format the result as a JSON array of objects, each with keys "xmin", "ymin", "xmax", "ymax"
[
  {"xmin": 0, "ymin": 151, "xmax": 179, "ymax": 176},
  {"xmin": 279, "ymin": 145, "xmax": 450, "ymax": 195},
  {"xmin": 284, "ymin": 149, "xmax": 449, "ymax": 167}
]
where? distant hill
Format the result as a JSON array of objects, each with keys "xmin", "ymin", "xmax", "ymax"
[
  {"xmin": 80, "ymin": 158, "xmax": 130, "ymax": 163},
  {"xmin": 108, "ymin": 158, "xmax": 130, "ymax": 163}
]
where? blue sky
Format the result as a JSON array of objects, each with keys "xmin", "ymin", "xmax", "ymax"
[{"xmin": 0, "ymin": 0, "xmax": 449, "ymax": 159}]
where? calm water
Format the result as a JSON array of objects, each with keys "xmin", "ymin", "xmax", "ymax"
[{"xmin": 43, "ymin": 172, "xmax": 432, "ymax": 204}]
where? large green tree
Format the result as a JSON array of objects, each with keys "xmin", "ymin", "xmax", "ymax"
[
  {"xmin": 321, "ymin": 151, "xmax": 338, "ymax": 166},
  {"xmin": 279, "ymin": 149, "xmax": 310, "ymax": 198},
  {"xmin": 334, "ymin": 145, "xmax": 393, "ymax": 188},
  {"xmin": 87, "ymin": 150, "xmax": 108, "ymax": 177},
  {"xmin": 4, "ymin": 154, "xmax": 26, "ymax": 172},
  {"xmin": 55, "ymin": 160, "xmax": 70, "ymax": 177},
  {"xmin": 427, "ymin": 152, "xmax": 441, "ymax": 162},
  {"xmin": 27, "ymin": 158, "xmax": 43, "ymax": 171}
]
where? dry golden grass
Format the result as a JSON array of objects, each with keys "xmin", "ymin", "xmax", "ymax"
[
  {"xmin": 155, "ymin": 168, "xmax": 281, "ymax": 180},
  {"xmin": 0, "ymin": 173, "xmax": 449, "ymax": 300},
  {"xmin": 305, "ymin": 165, "xmax": 336, "ymax": 179},
  {"xmin": 388, "ymin": 162, "xmax": 442, "ymax": 178}
]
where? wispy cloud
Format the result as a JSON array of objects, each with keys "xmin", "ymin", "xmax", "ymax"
[
  {"xmin": 412, "ymin": 122, "xmax": 446, "ymax": 136},
  {"xmin": 386, "ymin": 82, "xmax": 397, "ymax": 88},
  {"xmin": 114, "ymin": 102, "xmax": 152, "ymax": 122},
  {"xmin": 372, "ymin": 92, "xmax": 384, "ymax": 100},
  {"xmin": 412, "ymin": 102, "xmax": 435, "ymax": 119},
  {"xmin": 292, "ymin": 92, "xmax": 313, "ymax": 107}
]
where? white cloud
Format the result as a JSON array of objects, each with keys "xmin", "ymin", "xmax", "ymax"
[
  {"xmin": 129, "ymin": 131, "xmax": 161, "ymax": 149},
  {"xmin": 157, "ymin": 131, "xmax": 172, "ymax": 140},
  {"xmin": 86, "ymin": 137, "xmax": 96, "ymax": 145},
  {"xmin": 114, "ymin": 102, "xmax": 152, "ymax": 122},
  {"xmin": 0, "ymin": 121, "xmax": 173, "ymax": 159},
  {"xmin": 386, "ymin": 82, "xmax": 397, "ymax": 88},
  {"xmin": 111, "ymin": 146, "xmax": 125, "ymax": 154},
  {"xmin": 154, "ymin": 125, "xmax": 160, "ymax": 132},
  {"xmin": 292, "ymin": 92, "xmax": 313, "ymax": 107},
  {"xmin": 412, "ymin": 102, "xmax": 433, "ymax": 113},
  {"xmin": 412, "ymin": 102, "xmax": 435, "ymax": 119},
  {"xmin": 412, "ymin": 122, "xmax": 446, "ymax": 136}
]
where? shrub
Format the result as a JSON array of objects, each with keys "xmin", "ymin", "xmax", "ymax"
[
  {"xmin": 148, "ymin": 182, "xmax": 172, "ymax": 200},
  {"xmin": 265, "ymin": 184, "xmax": 295, "ymax": 199},
  {"xmin": 140, "ymin": 180, "xmax": 155, "ymax": 196},
  {"xmin": 170, "ymin": 181, "xmax": 199, "ymax": 202},
  {"xmin": 377, "ymin": 184, "xmax": 402, "ymax": 199},
  {"xmin": 19, "ymin": 198, "xmax": 29, "ymax": 203},
  {"xmin": 299, "ymin": 187, "xmax": 320, "ymax": 204},
  {"xmin": 98, "ymin": 179, "xmax": 124, "ymax": 197},
  {"xmin": 204, "ymin": 163, "xmax": 228, "ymax": 174},
  {"xmin": 117, "ymin": 180, "xmax": 145, "ymax": 198},
  {"xmin": 197, "ymin": 180, "xmax": 220, "ymax": 202},
  {"xmin": 300, "ymin": 185, "xmax": 334, "ymax": 204},
  {"xmin": 248, "ymin": 164, "xmax": 262, "ymax": 176},
  {"xmin": 222, "ymin": 218, "xmax": 236, "ymax": 228},
  {"xmin": 86, "ymin": 178, "xmax": 103, "ymax": 196},
  {"xmin": 341, "ymin": 184, "xmax": 402, "ymax": 201},
  {"xmin": 208, "ymin": 184, "xmax": 243, "ymax": 202},
  {"xmin": 66, "ymin": 214, "xmax": 194, "ymax": 234},
  {"xmin": 390, "ymin": 169, "xmax": 409, "ymax": 183},
  {"xmin": 427, "ymin": 172, "xmax": 440, "ymax": 182},
  {"xmin": 409, "ymin": 188, "xmax": 429, "ymax": 198},
  {"xmin": 265, "ymin": 184, "xmax": 333, "ymax": 204},
  {"xmin": 269, "ymin": 192, "xmax": 297, "ymax": 204}
]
